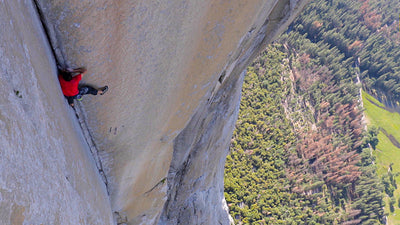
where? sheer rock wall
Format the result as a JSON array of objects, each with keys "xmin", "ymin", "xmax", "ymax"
[
  {"xmin": 2, "ymin": 0, "xmax": 307, "ymax": 224},
  {"xmin": 0, "ymin": 0, "xmax": 113, "ymax": 224}
]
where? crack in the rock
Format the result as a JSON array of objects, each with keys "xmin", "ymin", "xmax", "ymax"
[
  {"xmin": 32, "ymin": 0, "xmax": 61, "ymax": 67},
  {"xmin": 31, "ymin": 0, "xmax": 110, "ymax": 195},
  {"xmin": 74, "ymin": 102, "xmax": 110, "ymax": 195}
]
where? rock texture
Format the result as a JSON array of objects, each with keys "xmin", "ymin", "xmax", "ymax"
[
  {"xmin": 159, "ymin": 1, "xmax": 309, "ymax": 223},
  {"xmin": 0, "ymin": 0, "xmax": 113, "ymax": 224},
  {"xmin": 1, "ymin": 0, "xmax": 307, "ymax": 224}
]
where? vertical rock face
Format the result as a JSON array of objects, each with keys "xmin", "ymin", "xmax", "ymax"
[
  {"xmin": 3, "ymin": 0, "xmax": 308, "ymax": 224},
  {"xmin": 0, "ymin": 0, "xmax": 113, "ymax": 224},
  {"xmin": 159, "ymin": 1, "xmax": 309, "ymax": 223}
]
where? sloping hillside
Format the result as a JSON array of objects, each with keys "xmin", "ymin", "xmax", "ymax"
[{"xmin": 225, "ymin": 0, "xmax": 399, "ymax": 223}]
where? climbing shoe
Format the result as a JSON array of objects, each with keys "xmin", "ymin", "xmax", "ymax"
[
  {"xmin": 100, "ymin": 86, "xmax": 108, "ymax": 95},
  {"xmin": 76, "ymin": 94, "xmax": 83, "ymax": 101}
]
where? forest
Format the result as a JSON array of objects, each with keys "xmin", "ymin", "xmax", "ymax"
[{"xmin": 224, "ymin": 0, "xmax": 399, "ymax": 224}]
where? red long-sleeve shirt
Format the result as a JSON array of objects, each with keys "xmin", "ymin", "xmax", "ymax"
[{"xmin": 58, "ymin": 74, "xmax": 82, "ymax": 96}]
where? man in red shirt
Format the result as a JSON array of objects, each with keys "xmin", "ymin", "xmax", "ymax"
[{"xmin": 58, "ymin": 67, "xmax": 108, "ymax": 107}]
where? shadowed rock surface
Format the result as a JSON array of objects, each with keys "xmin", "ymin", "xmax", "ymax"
[{"xmin": 1, "ymin": 0, "xmax": 307, "ymax": 224}]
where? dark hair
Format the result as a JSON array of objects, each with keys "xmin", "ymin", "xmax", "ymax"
[
  {"xmin": 59, "ymin": 67, "xmax": 87, "ymax": 81},
  {"xmin": 73, "ymin": 67, "xmax": 87, "ymax": 74},
  {"xmin": 59, "ymin": 70, "xmax": 73, "ymax": 81}
]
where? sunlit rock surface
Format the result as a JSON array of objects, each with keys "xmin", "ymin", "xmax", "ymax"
[
  {"xmin": 0, "ymin": 0, "xmax": 113, "ymax": 224},
  {"xmin": 1, "ymin": 0, "xmax": 307, "ymax": 224}
]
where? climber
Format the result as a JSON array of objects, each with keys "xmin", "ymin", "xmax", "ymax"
[{"xmin": 58, "ymin": 67, "xmax": 108, "ymax": 107}]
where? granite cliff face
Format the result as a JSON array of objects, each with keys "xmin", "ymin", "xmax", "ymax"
[
  {"xmin": 1, "ymin": 0, "xmax": 307, "ymax": 224},
  {"xmin": 0, "ymin": 1, "xmax": 113, "ymax": 224}
]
